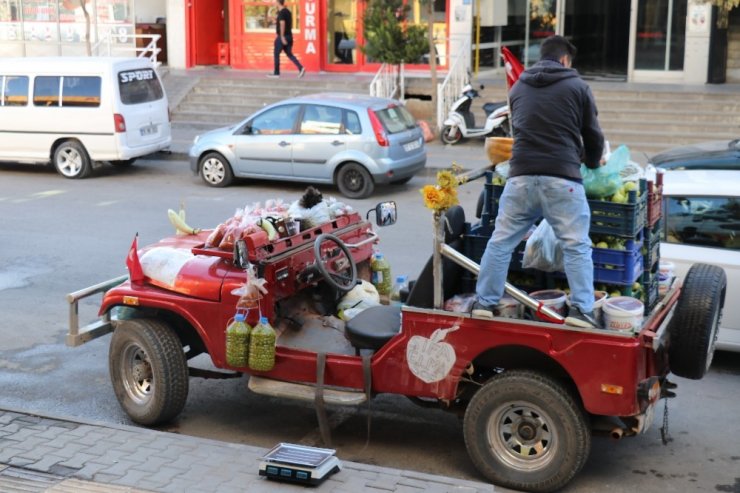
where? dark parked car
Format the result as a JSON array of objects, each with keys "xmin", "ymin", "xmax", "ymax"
[{"xmin": 650, "ymin": 139, "xmax": 740, "ymax": 170}]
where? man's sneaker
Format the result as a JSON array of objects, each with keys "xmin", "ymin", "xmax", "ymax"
[
  {"xmin": 267, "ymin": 73, "xmax": 280, "ymax": 78},
  {"xmin": 565, "ymin": 306, "xmax": 599, "ymax": 329},
  {"xmin": 298, "ymin": 68, "xmax": 306, "ymax": 78},
  {"xmin": 471, "ymin": 301, "xmax": 499, "ymax": 319}
]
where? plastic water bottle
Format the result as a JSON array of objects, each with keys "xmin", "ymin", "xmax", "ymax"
[
  {"xmin": 248, "ymin": 316, "xmax": 276, "ymax": 372},
  {"xmin": 371, "ymin": 253, "xmax": 392, "ymax": 296},
  {"xmin": 390, "ymin": 275, "xmax": 408, "ymax": 305},
  {"xmin": 225, "ymin": 313, "xmax": 250, "ymax": 368}
]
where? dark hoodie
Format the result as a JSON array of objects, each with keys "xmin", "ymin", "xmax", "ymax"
[{"xmin": 508, "ymin": 59, "xmax": 604, "ymax": 182}]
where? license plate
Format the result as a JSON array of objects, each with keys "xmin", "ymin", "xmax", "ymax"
[
  {"xmin": 140, "ymin": 124, "xmax": 157, "ymax": 136},
  {"xmin": 403, "ymin": 139, "xmax": 421, "ymax": 152}
]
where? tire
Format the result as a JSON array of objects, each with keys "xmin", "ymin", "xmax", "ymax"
[
  {"xmin": 109, "ymin": 318, "xmax": 189, "ymax": 425},
  {"xmin": 391, "ymin": 176, "xmax": 413, "ymax": 185},
  {"xmin": 199, "ymin": 152, "xmax": 234, "ymax": 187},
  {"xmin": 668, "ymin": 263, "xmax": 726, "ymax": 380},
  {"xmin": 440, "ymin": 125, "xmax": 463, "ymax": 145},
  {"xmin": 53, "ymin": 140, "xmax": 92, "ymax": 179},
  {"xmin": 110, "ymin": 158, "xmax": 136, "ymax": 166},
  {"xmin": 336, "ymin": 162, "xmax": 374, "ymax": 199},
  {"xmin": 463, "ymin": 370, "xmax": 590, "ymax": 493}
]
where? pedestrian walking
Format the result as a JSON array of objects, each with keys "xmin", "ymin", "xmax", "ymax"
[
  {"xmin": 268, "ymin": 0, "xmax": 305, "ymax": 79},
  {"xmin": 472, "ymin": 35, "xmax": 605, "ymax": 328}
]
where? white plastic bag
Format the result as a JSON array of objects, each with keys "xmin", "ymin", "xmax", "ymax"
[
  {"xmin": 337, "ymin": 281, "xmax": 380, "ymax": 320},
  {"xmin": 522, "ymin": 220, "xmax": 564, "ymax": 272}
]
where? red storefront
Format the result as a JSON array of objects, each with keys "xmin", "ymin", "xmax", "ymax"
[{"xmin": 185, "ymin": 0, "xmax": 449, "ymax": 73}]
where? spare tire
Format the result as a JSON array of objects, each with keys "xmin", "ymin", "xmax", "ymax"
[{"xmin": 668, "ymin": 263, "xmax": 726, "ymax": 380}]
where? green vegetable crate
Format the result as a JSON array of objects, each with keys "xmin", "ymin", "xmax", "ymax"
[{"xmin": 588, "ymin": 179, "xmax": 648, "ymax": 237}]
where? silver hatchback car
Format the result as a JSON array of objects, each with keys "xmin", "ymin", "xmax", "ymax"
[{"xmin": 189, "ymin": 93, "xmax": 427, "ymax": 199}]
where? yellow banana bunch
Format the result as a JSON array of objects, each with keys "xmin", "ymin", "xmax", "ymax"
[{"xmin": 168, "ymin": 208, "xmax": 201, "ymax": 235}]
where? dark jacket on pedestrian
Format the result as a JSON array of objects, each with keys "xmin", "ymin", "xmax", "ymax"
[{"xmin": 508, "ymin": 58, "xmax": 604, "ymax": 182}]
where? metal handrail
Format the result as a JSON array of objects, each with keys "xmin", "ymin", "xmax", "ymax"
[
  {"xmin": 369, "ymin": 63, "xmax": 405, "ymax": 101},
  {"xmin": 93, "ymin": 31, "xmax": 162, "ymax": 67},
  {"xmin": 436, "ymin": 40, "xmax": 470, "ymax": 130}
]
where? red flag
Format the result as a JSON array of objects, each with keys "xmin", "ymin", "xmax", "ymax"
[
  {"xmin": 501, "ymin": 47, "xmax": 524, "ymax": 91},
  {"xmin": 126, "ymin": 234, "xmax": 145, "ymax": 283}
]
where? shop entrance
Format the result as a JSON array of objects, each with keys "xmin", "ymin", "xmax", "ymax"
[
  {"xmin": 188, "ymin": 0, "xmax": 227, "ymax": 66},
  {"xmin": 325, "ymin": 0, "xmax": 361, "ymax": 70}
]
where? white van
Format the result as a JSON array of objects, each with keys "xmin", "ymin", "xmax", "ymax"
[{"xmin": 0, "ymin": 57, "xmax": 171, "ymax": 179}]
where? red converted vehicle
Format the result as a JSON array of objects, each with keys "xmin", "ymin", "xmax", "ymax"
[{"xmin": 67, "ymin": 176, "xmax": 726, "ymax": 493}]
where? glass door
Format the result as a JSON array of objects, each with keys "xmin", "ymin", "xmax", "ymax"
[
  {"xmin": 326, "ymin": 0, "xmax": 360, "ymax": 70},
  {"xmin": 634, "ymin": 0, "xmax": 687, "ymax": 70}
]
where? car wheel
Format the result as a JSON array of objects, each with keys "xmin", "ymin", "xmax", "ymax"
[
  {"xmin": 109, "ymin": 318, "xmax": 189, "ymax": 425},
  {"xmin": 464, "ymin": 370, "xmax": 590, "ymax": 493},
  {"xmin": 668, "ymin": 263, "xmax": 726, "ymax": 380},
  {"xmin": 336, "ymin": 162, "xmax": 374, "ymax": 199},
  {"xmin": 440, "ymin": 125, "xmax": 463, "ymax": 145},
  {"xmin": 110, "ymin": 158, "xmax": 136, "ymax": 166},
  {"xmin": 53, "ymin": 140, "xmax": 92, "ymax": 179},
  {"xmin": 199, "ymin": 152, "xmax": 234, "ymax": 187}
]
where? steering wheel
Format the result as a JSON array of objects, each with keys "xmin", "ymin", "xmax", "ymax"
[{"xmin": 313, "ymin": 233, "xmax": 357, "ymax": 292}]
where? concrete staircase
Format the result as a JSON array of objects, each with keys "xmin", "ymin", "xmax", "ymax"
[{"xmin": 166, "ymin": 72, "xmax": 372, "ymax": 153}]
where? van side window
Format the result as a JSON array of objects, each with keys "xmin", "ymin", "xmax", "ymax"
[
  {"xmin": 33, "ymin": 76, "xmax": 61, "ymax": 107},
  {"xmin": 664, "ymin": 196, "xmax": 740, "ymax": 250},
  {"xmin": 118, "ymin": 69, "xmax": 164, "ymax": 104},
  {"xmin": 1, "ymin": 76, "xmax": 29, "ymax": 106},
  {"xmin": 62, "ymin": 77, "xmax": 102, "ymax": 107}
]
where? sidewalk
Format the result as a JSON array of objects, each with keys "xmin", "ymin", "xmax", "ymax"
[{"xmin": 0, "ymin": 408, "xmax": 495, "ymax": 493}]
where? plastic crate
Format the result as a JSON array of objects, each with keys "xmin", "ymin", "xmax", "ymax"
[
  {"xmin": 646, "ymin": 172, "xmax": 663, "ymax": 228},
  {"xmin": 588, "ymin": 179, "xmax": 647, "ymax": 237},
  {"xmin": 591, "ymin": 230, "xmax": 644, "ymax": 285},
  {"xmin": 643, "ymin": 220, "xmax": 661, "ymax": 272},
  {"xmin": 480, "ymin": 172, "xmax": 504, "ymax": 227}
]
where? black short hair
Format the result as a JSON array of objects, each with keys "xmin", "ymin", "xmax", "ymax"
[
  {"xmin": 277, "ymin": 0, "xmax": 285, "ymax": 5},
  {"xmin": 540, "ymin": 35, "xmax": 577, "ymax": 62}
]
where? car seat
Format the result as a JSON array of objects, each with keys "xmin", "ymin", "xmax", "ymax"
[{"xmin": 344, "ymin": 206, "xmax": 467, "ymax": 351}]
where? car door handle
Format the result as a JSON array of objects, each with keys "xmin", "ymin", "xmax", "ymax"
[
  {"xmin": 331, "ymin": 140, "xmax": 344, "ymax": 146},
  {"xmin": 279, "ymin": 141, "xmax": 291, "ymax": 147}
]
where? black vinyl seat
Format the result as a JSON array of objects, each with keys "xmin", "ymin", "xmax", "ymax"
[{"xmin": 345, "ymin": 206, "xmax": 466, "ymax": 351}]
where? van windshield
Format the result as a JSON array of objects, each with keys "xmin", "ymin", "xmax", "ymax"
[{"xmin": 118, "ymin": 69, "xmax": 164, "ymax": 105}]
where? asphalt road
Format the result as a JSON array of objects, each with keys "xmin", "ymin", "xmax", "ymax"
[{"xmin": 1, "ymin": 153, "xmax": 739, "ymax": 493}]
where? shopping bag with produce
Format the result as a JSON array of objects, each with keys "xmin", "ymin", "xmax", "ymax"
[
  {"xmin": 580, "ymin": 144, "xmax": 630, "ymax": 200},
  {"xmin": 522, "ymin": 219, "xmax": 564, "ymax": 272}
]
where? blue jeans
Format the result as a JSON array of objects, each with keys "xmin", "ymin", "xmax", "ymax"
[
  {"xmin": 476, "ymin": 175, "xmax": 594, "ymax": 313},
  {"xmin": 273, "ymin": 35, "xmax": 303, "ymax": 75}
]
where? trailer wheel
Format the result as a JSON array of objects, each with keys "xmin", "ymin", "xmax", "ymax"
[
  {"xmin": 463, "ymin": 370, "xmax": 590, "ymax": 493},
  {"xmin": 109, "ymin": 318, "xmax": 189, "ymax": 425},
  {"xmin": 668, "ymin": 263, "xmax": 726, "ymax": 380}
]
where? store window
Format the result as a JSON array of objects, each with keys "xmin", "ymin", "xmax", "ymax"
[
  {"xmin": 23, "ymin": 0, "xmax": 59, "ymax": 42},
  {"xmin": 635, "ymin": 0, "xmax": 687, "ymax": 70},
  {"xmin": 243, "ymin": 1, "xmax": 300, "ymax": 32},
  {"xmin": 407, "ymin": 0, "xmax": 447, "ymax": 65},
  {"xmin": 0, "ymin": 0, "xmax": 22, "ymax": 42},
  {"xmin": 1, "ymin": 76, "xmax": 29, "ymax": 106}
]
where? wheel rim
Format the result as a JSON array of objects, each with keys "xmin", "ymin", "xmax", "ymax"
[
  {"xmin": 120, "ymin": 342, "xmax": 154, "ymax": 406},
  {"xmin": 202, "ymin": 157, "xmax": 225, "ymax": 185},
  {"xmin": 57, "ymin": 147, "xmax": 82, "ymax": 177},
  {"xmin": 444, "ymin": 127, "xmax": 460, "ymax": 143},
  {"xmin": 487, "ymin": 401, "xmax": 558, "ymax": 472},
  {"xmin": 343, "ymin": 168, "xmax": 364, "ymax": 192}
]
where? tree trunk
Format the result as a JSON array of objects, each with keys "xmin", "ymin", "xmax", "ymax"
[
  {"xmin": 427, "ymin": 1, "xmax": 438, "ymax": 127},
  {"xmin": 80, "ymin": 0, "xmax": 92, "ymax": 56}
]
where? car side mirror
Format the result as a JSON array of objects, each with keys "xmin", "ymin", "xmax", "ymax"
[
  {"xmin": 233, "ymin": 239, "xmax": 249, "ymax": 269},
  {"xmin": 373, "ymin": 201, "xmax": 397, "ymax": 227}
]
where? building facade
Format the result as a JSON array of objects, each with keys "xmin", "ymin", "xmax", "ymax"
[{"xmin": 1, "ymin": 0, "xmax": 736, "ymax": 84}]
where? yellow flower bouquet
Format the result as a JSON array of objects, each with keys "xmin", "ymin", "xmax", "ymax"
[{"xmin": 420, "ymin": 166, "xmax": 466, "ymax": 213}]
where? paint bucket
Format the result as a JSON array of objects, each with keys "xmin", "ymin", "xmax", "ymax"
[
  {"xmin": 529, "ymin": 289, "xmax": 567, "ymax": 321},
  {"xmin": 497, "ymin": 296, "xmax": 522, "ymax": 319},
  {"xmin": 603, "ymin": 296, "xmax": 644, "ymax": 333},
  {"xmin": 566, "ymin": 291, "xmax": 608, "ymax": 326},
  {"xmin": 658, "ymin": 261, "xmax": 675, "ymax": 296}
]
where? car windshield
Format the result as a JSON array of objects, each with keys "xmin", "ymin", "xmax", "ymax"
[{"xmin": 374, "ymin": 105, "xmax": 416, "ymax": 134}]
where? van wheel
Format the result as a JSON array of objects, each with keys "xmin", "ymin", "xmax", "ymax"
[
  {"xmin": 109, "ymin": 318, "xmax": 189, "ymax": 425},
  {"xmin": 110, "ymin": 158, "xmax": 136, "ymax": 166},
  {"xmin": 199, "ymin": 152, "xmax": 233, "ymax": 187},
  {"xmin": 668, "ymin": 263, "xmax": 726, "ymax": 380},
  {"xmin": 464, "ymin": 370, "xmax": 590, "ymax": 493},
  {"xmin": 337, "ymin": 162, "xmax": 374, "ymax": 199},
  {"xmin": 54, "ymin": 140, "xmax": 92, "ymax": 179}
]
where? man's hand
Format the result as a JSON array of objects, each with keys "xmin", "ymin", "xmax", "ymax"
[{"xmin": 281, "ymin": 36, "xmax": 287, "ymax": 45}]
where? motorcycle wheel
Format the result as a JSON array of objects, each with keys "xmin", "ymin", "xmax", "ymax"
[{"xmin": 440, "ymin": 125, "xmax": 463, "ymax": 145}]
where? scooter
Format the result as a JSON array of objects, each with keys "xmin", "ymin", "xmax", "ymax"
[{"xmin": 441, "ymin": 84, "xmax": 511, "ymax": 145}]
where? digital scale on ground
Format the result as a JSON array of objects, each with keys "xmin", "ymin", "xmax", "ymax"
[{"xmin": 259, "ymin": 443, "xmax": 342, "ymax": 486}]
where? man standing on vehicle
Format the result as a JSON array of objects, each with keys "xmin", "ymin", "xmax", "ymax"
[
  {"xmin": 473, "ymin": 35, "xmax": 605, "ymax": 328},
  {"xmin": 268, "ymin": 0, "xmax": 305, "ymax": 79}
]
